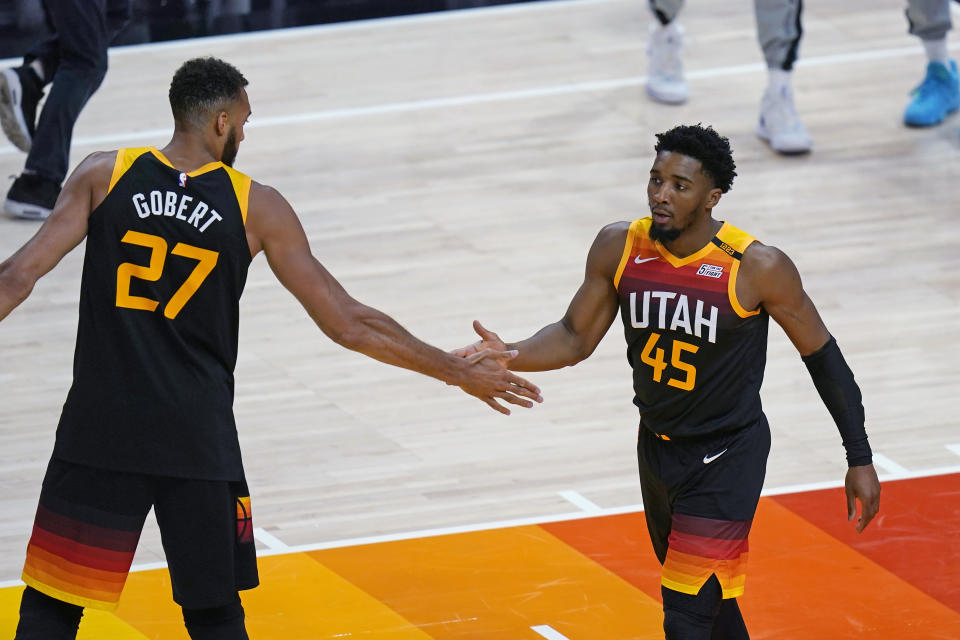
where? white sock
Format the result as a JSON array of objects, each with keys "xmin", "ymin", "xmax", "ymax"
[
  {"xmin": 652, "ymin": 20, "xmax": 681, "ymax": 35},
  {"xmin": 28, "ymin": 59, "xmax": 44, "ymax": 84},
  {"xmin": 923, "ymin": 38, "xmax": 950, "ymax": 65},
  {"xmin": 767, "ymin": 68, "xmax": 792, "ymax": 94}
]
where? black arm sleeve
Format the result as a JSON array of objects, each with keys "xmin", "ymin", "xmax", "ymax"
[{"xmin": 801, "ymin": 336, "xmax": 872, "ymax": 467}]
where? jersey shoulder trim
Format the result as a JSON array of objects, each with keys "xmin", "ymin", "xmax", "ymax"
[
  {"xmin": 222, "ymin": 165, "xmax": 252, "ymax": 225},
  {"xmin": 107, "ymin": 147, "xmax": 154, "ymax": 194},
  {"xmin": 713, "ymin": 223, "xmax": 758, "ymax": 257},
  {"xmin": 614, "ymin": 218, "xmax": 646, "ymax": 289},
  {"xmin": 715, "ymin": 223, "xmax": 762, "ymax": 318}
]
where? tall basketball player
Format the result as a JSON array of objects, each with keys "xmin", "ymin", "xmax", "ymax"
[
  {"xmin": 454, "ymin": 124, "xmax": 881, "ymax": 639},
  {"xmin": 0, "ymin": 57, "xmax": 541, "ymax": 639}
]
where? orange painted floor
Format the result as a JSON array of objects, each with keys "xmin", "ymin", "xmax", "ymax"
[{"xmin": 1, "ymin": 473, "xmax": 958, "ymax": 639}]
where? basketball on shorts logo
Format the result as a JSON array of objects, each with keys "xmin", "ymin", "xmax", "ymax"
[{"xmin": 236, "ymin": 496, "xmax": 253, "ymax": 543}]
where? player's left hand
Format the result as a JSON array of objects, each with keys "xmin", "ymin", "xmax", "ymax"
[{"xmin": 845, "ymin": 463, "xmax": 881, "ymax": 533}]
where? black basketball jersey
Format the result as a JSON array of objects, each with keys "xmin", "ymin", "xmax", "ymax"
[
  {"xmin": 615, "ymin": 218, "xmax": 769, "ymax": 438},
  {"xmin": 54, "ymin": 147, "xmax": 253, "ymax": 480}
]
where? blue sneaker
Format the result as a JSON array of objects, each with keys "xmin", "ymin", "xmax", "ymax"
[{"xmin": 903, "ymin": 59, "xmax": 960, "ymax": 127}]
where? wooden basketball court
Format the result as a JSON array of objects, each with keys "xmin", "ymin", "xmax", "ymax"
[{"xmin": 1, "ymin": 0, "xmax": 958, "ymax": 636}]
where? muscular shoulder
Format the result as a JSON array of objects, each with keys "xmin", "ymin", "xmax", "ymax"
[
  {"xmin": 248, "ymin": 180, "xmax": 285, "ymax": 211},
  {"xmin": 586, "ymin": 221, "xmax": 631, "ymax": 278},
  {"xmin": 69, "ymin": 151, "xmax": 120, "ymax": 210},
  {"xmin": 79, "ymin": 150, "xmax": 119, "ymax": 184},
  {"xmin": 245, "ymin": 181, "xmax": 304, "ymax": 255},
  {"xmin": 740, "ymin": 241, "xmax": 803, "ymax": 306},
  {"xmin": 741, "ymin": 241, "xmax": 796, "ymax": 278},
  {"xmin": 597, "ymin": 221, "xmax": 630, "ymax": 245}
]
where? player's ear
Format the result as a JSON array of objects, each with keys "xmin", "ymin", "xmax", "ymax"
[
  {"xmin": 706, "ymin": 188, "xmax": 722, "ymax": 209},
  {"xmin": 215, "ymin": 110, "xmax": 229, "ymax": 136}
]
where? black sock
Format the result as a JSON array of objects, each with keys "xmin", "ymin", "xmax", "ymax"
[
  {"xmin": 183, "ymin": 598, "xmax": 249, "ymax": 640},
  {"xmin": 14, "ymin": 587, "xmax": 83, "ymax": 640}
]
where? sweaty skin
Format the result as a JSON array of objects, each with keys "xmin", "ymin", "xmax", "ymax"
[
  {"xmin": 0, "ymin": 88, "xmax": 543, "ymax": 415},
  {"xmin": 455, "ymin": 150, "xmax": 880, "ymax": 531}
]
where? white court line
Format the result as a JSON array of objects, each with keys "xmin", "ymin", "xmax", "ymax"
[
  {"xmin": 557, "ymin": 490, "xmax": 603, "ymax": 514},
  {"xmin": 872, "ymin": 453, "xmax": 910, "ymax": 475},
  {"xmin": 253, "ymin": 527, "xmax": 290, "ymax": 551},
  {"xmin": 532, "ymin": 624, "xmax": 572, "ymax": 640},
  {"xmin": 1, "ymin": 463, "xmax": 958, "ymax": 588},
  {"xmin": 946, "ymin": 444, "xmax": 960, "ymax": 457},
  {"xmin": 3, "ymin": 39, "xmax": 958, "ymax": 157}
]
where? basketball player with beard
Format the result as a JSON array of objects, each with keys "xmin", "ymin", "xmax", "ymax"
[
  {"xmin": 454, "ymin": 124, "xmax": 880, "ymax": 639},
  {"xmin": 0, "ymin": 57, "xmax": 541, "ymax": 639}
]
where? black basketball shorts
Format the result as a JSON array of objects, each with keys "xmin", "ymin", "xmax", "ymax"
[
  {"xmin": 21, "ymin": 457, "xmax": 259, "ymax": 610},
  {"xmin": 637, "ymin": 415, "xmax": 771, "ymax": 599}
]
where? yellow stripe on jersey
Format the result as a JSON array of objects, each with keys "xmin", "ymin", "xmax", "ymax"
[
  {"xmin": 107, "ymin": 148, "xmax": 153, "ymax": 194},
  {"xmin": 147, "ymin": 147, "xmax": 175, "ymax": 169},
  {"xmin": 613, "ymin": 220, "xmax": 640, "ymax": 290},
  {"xmin": 117, "ymin": 146, "xmax": 253, "ymax": 225},
  {"xmin": 656, "ymin": 221, "xmax": 730, "ymax": 268},
  {"xmin": 223, "ymin": 165, "xmax": 252, "ymax": 225},
  {"xmin": 715, "ymin": 224, "xmax": 762, "ymax": 318}
]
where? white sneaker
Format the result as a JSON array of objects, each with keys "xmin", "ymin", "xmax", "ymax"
[
  {"xmin": 646, "ymin": 22, "xmax": 688, "ymax": 105},
  {"xmin": 756, "ymin": 85, "xmax": 812, "ymax": 155}
]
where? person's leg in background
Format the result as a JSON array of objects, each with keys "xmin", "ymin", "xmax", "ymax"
[
  {"xmin": 0, "ymin": 26, "xmax": 55, "ymax": 154},
  {"xmin": 2, "ymin": 0, "xmax": 109, "ymax": 220},
  {"xmin": 646, "ymin": 0, "xmax": 688, "ymax": 104},
  {"xmin": 754, "ymin": 0, "xmax": 813, "ymax": 154},
  {"xmin": 903, "ymin": 0, "xmax": 959, "ymax": 126}
]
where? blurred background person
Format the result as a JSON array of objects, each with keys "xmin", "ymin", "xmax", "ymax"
[
  {"xmin": 645, "ymin": 0, "xmax": 812, "ymax": 155},
  {"xmin": 903, "ymin": 0, "xmax": 959, "ymax": 127},
  {"xmin": 0, "ymin": 0, "xmax": 131, "ymax": 220}
]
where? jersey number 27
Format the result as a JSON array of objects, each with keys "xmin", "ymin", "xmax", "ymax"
[{"xmin": 115, "ymin": 230, "xmax": 218, "ymax": 320}]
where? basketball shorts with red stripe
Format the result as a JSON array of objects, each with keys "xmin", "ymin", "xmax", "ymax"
[
  {"xmin": 21, "ymin": 457, "xmax": 259, "ymax": 611},
  {"xmin": 637, "ymin": 415, "xmax": 771, "ymax": 599}
]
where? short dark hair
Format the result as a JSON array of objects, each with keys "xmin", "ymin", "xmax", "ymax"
[
  {"xmin": 169, "ymin": 57, "xmax": 248, "ymax": 129},
  {"xmin": 654, "ymin": 124, "xmax": 737, "ymax": 193}
]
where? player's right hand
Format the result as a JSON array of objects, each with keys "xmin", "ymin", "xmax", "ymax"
[
  {"xmin": 450, "ymin": 320, "xmax": 512, "ymax": 368},
  {"xmin": 456, "ymin": 346, "xmax": 542, "ymax": 415}
]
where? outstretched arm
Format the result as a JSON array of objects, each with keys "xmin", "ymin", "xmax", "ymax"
[
  {"xmin": 743, "ymin": 243, "xmax": 881, "ymax": 533},
  {"xmin": 454, "ymin": 222, "xmax": 626, "ymax": 372},
  {"xmin": 244, "ymin": 184, "xmax": 541, "ymax": 414},
  {"xmin": 0, "ymin": 152, "xmax": 113, "ymax": 322}
]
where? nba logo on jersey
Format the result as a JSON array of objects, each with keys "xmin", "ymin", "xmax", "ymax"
[
  {"xmin": 178, "ymin": 172, "xmax": 187, "ymax": 187},
  {"xmin": 697, "ymin": 263, "xmax": 724, "ymax": 278}
]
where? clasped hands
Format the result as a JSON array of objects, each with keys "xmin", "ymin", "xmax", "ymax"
[{"xmin": 450, "ymin": 320, "xmax": 538, "ymax": 415}]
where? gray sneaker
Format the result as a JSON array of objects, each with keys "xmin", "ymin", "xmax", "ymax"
[
  {"xmin": 646, "ymin": 22, "xmax": 688, "ymax": 105},
  {"xmin": 0, "ymin": 67, "xmax": 42, "ymax": 153},
  {"xmin": 756, "ymin": 85, "xmax": 812, "ymax": 155}
]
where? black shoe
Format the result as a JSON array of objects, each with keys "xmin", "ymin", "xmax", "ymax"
[
  {"xmin": 0, "ymin": 66, "xmax": 43, "ymax": 152},
  {"xmin": 4, "ymin": 173, "xmax": 60, "ymax": 220}
]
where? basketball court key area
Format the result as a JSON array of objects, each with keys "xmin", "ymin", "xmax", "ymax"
[{"xmin": 1, "ymin": 473, "xmax": 957, "ymax": 639}]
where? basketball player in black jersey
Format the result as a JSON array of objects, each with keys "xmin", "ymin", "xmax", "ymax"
[
  {"xmin": 455, "ymin": 124, "xmax": 881, "ymax": 639},
  {"xmin": 0, "ymin": 57, "xmax": 541, "ymax": 640}
]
